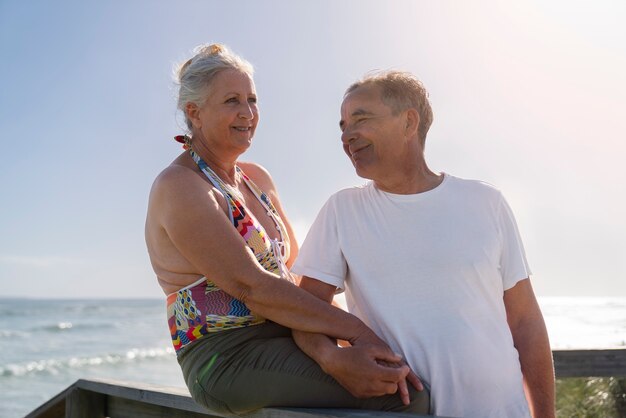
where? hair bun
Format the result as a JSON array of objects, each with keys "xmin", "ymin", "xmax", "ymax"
[
  {"xmin": 209, "ymin": 44, "xmax": 223, "ymax": 55},
  {"xmin": 194, "ymin": 43, "xmax": 224, "ymax": 57}
]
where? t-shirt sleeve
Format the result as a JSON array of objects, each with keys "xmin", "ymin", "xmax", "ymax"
[
  {"xmin": 291, "ymin": 196, "xmax": 347, "ymax": 292},
  {"xmin": 497, "ymin": 193, "xmax": 532, "ymax": 290}
]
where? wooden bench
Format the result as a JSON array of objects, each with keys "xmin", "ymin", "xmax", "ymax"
[{"xmin": 25, "ymin": 348, "xmax": 626, "ymax": 418}]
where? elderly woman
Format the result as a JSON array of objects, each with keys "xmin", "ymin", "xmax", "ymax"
[{"xmin": 145, "ymin": 44, "xmax": 428, "ymax": 415}]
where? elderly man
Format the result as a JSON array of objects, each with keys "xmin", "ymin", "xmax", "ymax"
[{"xmin": 291, "ymin": 71, "xmax": 555, "ymax": 418}]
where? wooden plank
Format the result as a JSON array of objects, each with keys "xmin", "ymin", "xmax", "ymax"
[
  {"xmin": 73, "ymin": 378, "xmax": 433, "ymax": 417},
  {"xmin": 553, "ymin": 349, "xmax": 626, "ymax": 377},
  {"xmin": 107, "ymin": 396, "xmax": 222, "ymax": 418},
  {"xmin": 107, "ymin": 397, "xmax": 426, "ymax": 418},
  {"xmin": 24, "ymin": 385, "xmax": 68, "ymax": 418},
  {"xmin": 75, "ymin": 378, "xmax": 208, "ymax": 413},
  {"xmin": 242, "ymin": 408, "xmax": 432, "ymax": 417},
  {"xmin": 65, "ymin": 387, "xmax": 105, "ymax": 418}
]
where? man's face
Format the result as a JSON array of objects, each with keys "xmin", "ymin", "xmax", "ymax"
[{"xmin": 339, "ymin": 84, "xmax": 406, "ymax": 180}]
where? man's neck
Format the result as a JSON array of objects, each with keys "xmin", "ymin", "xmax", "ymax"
[{"xmin": 373, "ymin": 160, "xmax": 443, "ymax": 195}]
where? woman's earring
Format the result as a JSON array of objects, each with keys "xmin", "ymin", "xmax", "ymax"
[{"xmin": 174, "ymin": 135, "xmax": 192, "ymax": 150}]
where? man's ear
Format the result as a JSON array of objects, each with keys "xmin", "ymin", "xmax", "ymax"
[
  {"xmin": 405, "ymin": 108, "xmax": 420, "ymax": 138},
  {"xmin": 185, "ymin": 102, "xmax": 201, "ymax": 129}
]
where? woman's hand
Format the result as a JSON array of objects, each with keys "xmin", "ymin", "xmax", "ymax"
[
  {"xmin": 320, "ymin": 344, "xmax": 409, "ymax": 400},
  {"xmin": 344, "ymin": 327, "xmax": 425, "ymax": 404},
  {"xmin": 349, "ymin": 322, "xmax": 390, "ymax": 347}
]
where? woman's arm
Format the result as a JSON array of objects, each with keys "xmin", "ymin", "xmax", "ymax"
[{"xmin": 150, "ymin": 165, "xmax": 367, "ymax": 343}]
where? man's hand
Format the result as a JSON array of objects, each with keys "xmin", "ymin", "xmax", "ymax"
[
  {"xmin": 376, "ymin": 357, "xmax": 425, "ymax": 405},
  {"xmin": 349, "ymin": 326, "xmax": 425, "ymax": 403},
  {"xmin": 320, "ymin": 344, "xmax": 410, "ymax": 399}
]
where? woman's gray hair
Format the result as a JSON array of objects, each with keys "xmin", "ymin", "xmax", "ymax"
[{"xmin": 175, "ymin": 44, "xmax": 254, "ymax": 131}]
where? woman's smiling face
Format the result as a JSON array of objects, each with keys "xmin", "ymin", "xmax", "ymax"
[{"xmin": 192, "ymin": 69, "xmax": 259, "ymax": 153}]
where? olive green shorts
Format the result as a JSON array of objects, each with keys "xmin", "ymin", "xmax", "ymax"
[{"xmin": 178, "ymin": 321, "xmax": 430, "ymax": 416}]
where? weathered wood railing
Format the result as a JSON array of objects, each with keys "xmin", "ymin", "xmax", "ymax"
[
  {"xmin": 552, "ymin": 348, "xmax": 626, "ymax": 378},
  {"xmin": 25, "ymin": 348, "xmax": 626, "ymax": 418},
  {"xmin": 24, "ymin": 378, "xmax": 429, "ymax": 418}
]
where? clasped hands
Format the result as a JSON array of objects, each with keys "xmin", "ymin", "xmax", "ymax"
[{"xmin": 321, "ymin": 331, "xmax": 424, "ymax": 405}]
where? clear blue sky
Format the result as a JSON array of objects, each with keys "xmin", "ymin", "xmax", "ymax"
[{"xmin": 1, "ymin": 0, "xmax": 625, "ymax": 298}]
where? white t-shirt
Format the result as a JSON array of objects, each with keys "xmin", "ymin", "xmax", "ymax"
[{"xmin": 292, "ymin": 174, "xmax": 532, "ymax": 418}]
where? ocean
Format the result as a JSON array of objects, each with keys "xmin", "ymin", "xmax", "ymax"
[{"xmin": 1, "ymin": 297, "xmax": 625, "ymax": 418}]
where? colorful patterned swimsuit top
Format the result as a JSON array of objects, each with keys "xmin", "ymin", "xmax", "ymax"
[{"xmin": 167, "ymin": 149, "xmax": 295, "ymax": 354}]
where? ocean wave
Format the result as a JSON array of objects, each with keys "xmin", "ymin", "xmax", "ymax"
[
  {"xmin": 32, "ymin": 322, "xmax": 115, "ymax": 333},
  {"xmin": 0, "ymin": 299, "xmax": 160, "ymax": 318},
  {"xmin": 0, "ymin": 347, "xmax": 176, "ymax": 378},
  {"xmin": 0, "ymin": 329, "xmax": 30, "ymax": 338}
]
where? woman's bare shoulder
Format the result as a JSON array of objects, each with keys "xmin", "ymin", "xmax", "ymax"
[
  {"xmin": 153, "ymin": 156, "xmax": 197, "ymax": 185},
  {"xmin": 148, "ymin": 159, "xmax": 219, "ymax": 216},
  {"xmin": 238, "ymin": 161, "xmax": 276, "ymax": 192},
  {"xmin": 150, "ymin": 156, "xmax": 205, "ymax": 196}
]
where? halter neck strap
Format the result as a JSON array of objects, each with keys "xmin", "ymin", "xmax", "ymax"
[{"xmin": 188, "ymin": 149, "xmax": 239, "ymax": 225}]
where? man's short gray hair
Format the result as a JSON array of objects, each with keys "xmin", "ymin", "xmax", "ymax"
[
  {"xmin": 175, "ymin": 44, "xmax": 254, "ymax": 131},
  {"xmin": 346, "ymin": 71, "xmax": 433, "ymax": 144}
]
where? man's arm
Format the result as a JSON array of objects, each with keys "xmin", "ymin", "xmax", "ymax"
[
  {"xmin": 504, "ymin": 278, "xmax": 555, "ymax": 418},
  {"xmin": 292, "ymin": 276, "xmax": 419, "ymax": 404}
]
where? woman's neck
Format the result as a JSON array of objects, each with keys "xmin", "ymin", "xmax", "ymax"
[{"xmin": 190, "ymin": 142, "xmax": 240, "ymax": 186}]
